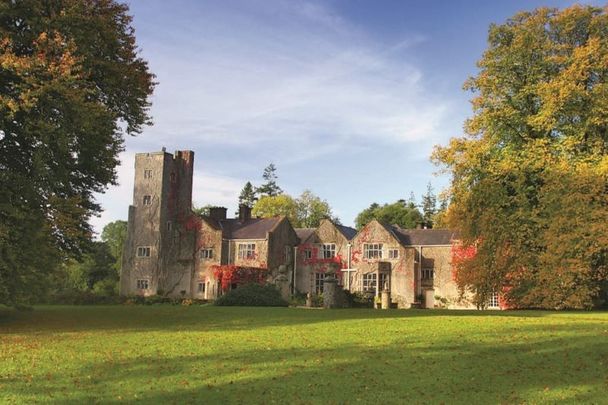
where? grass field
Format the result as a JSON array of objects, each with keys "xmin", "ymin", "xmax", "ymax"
[{"xmin": 1, "ymin": 306, "xmax": 607, "ymax": 404}]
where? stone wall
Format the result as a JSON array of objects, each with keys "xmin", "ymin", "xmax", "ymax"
[
  {"xmin": 120, "ymin": 151, "xmax": 196, "ymax": 297},
  {"xmin": 295, "ymin": 220, "xmax": 350, "ymax": 295},
  {"xmin": 350, "ymin": 220, "xmax": 416, "ymax": 307},
  {"xmin": 420, "ymin": 246, "xmax": 474, "ymax": 309}
]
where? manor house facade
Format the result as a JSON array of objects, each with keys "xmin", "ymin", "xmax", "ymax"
[{"xmin": 120, "ymin": 150, "xmax": 483, "ymax": 309}]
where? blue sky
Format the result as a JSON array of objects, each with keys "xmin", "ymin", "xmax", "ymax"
[{"xmin": 92, "ymin": 0, "xmax": 585, "ymax": 232}]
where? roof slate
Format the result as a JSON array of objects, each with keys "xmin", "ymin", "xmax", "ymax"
[
  {"xmin": 389, "ymin": 226, "xmax": 456, "ymax": 246},
  {"xmin": 335, "ymin": 223, "xmax": 357, "ymax": 240},
  {"xmin": 294, "ymin": 228, "xmax": 316, "ymax": 243},
  {"xmin": 221, "ymin": 217, "xmax": 282, "ymax": 239}
]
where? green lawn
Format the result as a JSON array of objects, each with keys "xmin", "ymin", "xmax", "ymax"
[{"xmin": 1, "ymin": 306, "xmax": 607, "ymax": 404}]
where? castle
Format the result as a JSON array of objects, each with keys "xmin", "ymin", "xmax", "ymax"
[{"xmin": 120, "ymin": 149, "xmax": 481, "ymax": 309}]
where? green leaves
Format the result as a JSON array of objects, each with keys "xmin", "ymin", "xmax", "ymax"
[{"xmin": 433, "ymin": 5, "xmax": 608, "ymax": 309}]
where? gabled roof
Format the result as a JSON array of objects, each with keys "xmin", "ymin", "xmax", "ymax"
[
  {"xmin": 294, "ymin": 228, "xmax": 316, "ymax": 243},
  {"xmin": 199, "ymin": 216, "xmax": 284, "ymax": 240},
  {"xmin": 335, "ymin": 223, "xmax": 357, "ymax": 240},
  {"xmin": 390, "ymin": 226, "xmax": 456, "ymax": 246}
]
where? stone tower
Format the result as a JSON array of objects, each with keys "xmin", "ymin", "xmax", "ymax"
[{"xmin": 120, "ymin": 150, "xmax": 196, "ymax": 297}]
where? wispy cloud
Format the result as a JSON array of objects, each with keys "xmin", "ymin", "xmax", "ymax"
[{"xmin": 92, "ymin": 0, "xmax": 454, "ymax": 232}]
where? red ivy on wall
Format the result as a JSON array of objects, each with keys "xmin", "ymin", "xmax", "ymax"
[{"xmin": 211, "ymin": 265, "xmax": 268, "ymax": 291}]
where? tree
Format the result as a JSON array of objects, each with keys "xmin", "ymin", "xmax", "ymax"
[
  {"xmin": 101, "ymin": 220, "xmax": 127, "ymax": 271},
  {"xmin": 192, "ymin": 204, "xmax": 214, "ymax": 217},
  {"xmin": 252, "ymin": 195, "xmax": 298, "ymax": 224},
  {"xmin": 0, "ymin": 0, "xmax": 155, "ymax": 305},
  {"xmin": 256, "ymin": 163, "xmax": 282, "ymax": 197},
  {"xmin": 295, "ymin": 190, "xmax": 336, "ymax": 228},
  {"xmin": 238, "ymin": 181, "xmax": 257, "ymax": 208},
  {"xmin": 432, "ymin": 5, "xmax": 608, "ymax": 309},
  {"xmin": 355, "ymin": 201, "xmax": 423, "ymax": 230},
  {"xmin": 421, "ymin": 182, "xmax": 437, "ymax": 227}
]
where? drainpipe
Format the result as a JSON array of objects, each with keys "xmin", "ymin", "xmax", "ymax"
[
  {"xmin": 347, "ymin": 243, "xmax": 352, "ymax": 291},
  {"xmin": 416, "ymin": 246, "xmax": 422, "ymax": 299},
  {"xmin": 293, "ymin": 246, "xmax": 297, "ymax": 294}
]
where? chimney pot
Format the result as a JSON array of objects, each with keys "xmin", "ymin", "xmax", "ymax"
[
  {"xmin": 208, "ymin": 207, "xmax": 227, "ymax": 221},
  {"xmin": 239, "ymin": 204, "xmax": 252, "ymax": 222}
]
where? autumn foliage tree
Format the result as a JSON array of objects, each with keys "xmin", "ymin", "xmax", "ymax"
[
  {"xmin": 433, "ymin": 5, "xmax": 608, "ymax": 309},
  {"xmin": 0, "ymin": 1, "xmax": 155, "ymax": 305}
]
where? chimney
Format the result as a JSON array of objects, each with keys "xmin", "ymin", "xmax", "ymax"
[
  {"xmin": 239, "ymin": 204, "xmax": 252, "ymax": 222},
  {"xmin": 208, "ymin": 207, "xmax": 227, "ymax": 221}
]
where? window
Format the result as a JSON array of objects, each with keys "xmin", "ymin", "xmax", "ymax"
[
  {"xmin": 362, "ymin": 273, "xmax": 377, "ymax": 292},
  {"xmin": 303, "ymin": 249, "xmax": 312, "ymax": 260},
  {"xmin": 379, "ymin": 273, "xmax": 389, "ymax": 291},
  {"xmin": 197, "ymin": 282, "xmax": 206, "ymax": 293},
  {"xmin": 238, "ymin": 243, "xmax": 256, "ymax": 260},
  {"xmin": 322, "ymin": 244, "xmax": 336, "ymax": 259},
  {"xmin": 166, "ymin": 221, "xmax": 172, "ymax": 231},
  {"xmin": 200, "ymin": 249, "xmax": 213, "ymax": 259},
  {"xmin": 136, "ymin": 246, "xmax": 151, "ymax": 257},
  {"xmin": 314, "ymin": 273, "xmax": 324, "ymax": 294},
  {"xmin": 144, "ymin": 169, "xmax": 152, "ymax": 179},
  {"xmin": 143, "ymin": 195, "xmax": 152, "ymax": 206},
  {"xmin": 388, "ymin": 249, "xmax": 399, "ymax": 259},
  {"xmin": 136, "ymin": 279, "xmax": 149, "ymax": 290},
  {"xmin": 364, "ymin": 243, "xmax": 383, "ymax": 259},
  {"xmin": 488, "ymin": 292, "xmax": 500, "ymax": 308},
  {"xmin": 170, "ymin": 172, "xmax": 176, "ymax": 183},
  {"xmin": 421, "ymin": 268, "xmax": 434, "ymax": 281}
]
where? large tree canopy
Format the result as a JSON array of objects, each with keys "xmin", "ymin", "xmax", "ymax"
[
  {"xmin": 355, "ymin": 200, "xmax": 423, "ymax": 230},
  {"xmin": 433, "ymin": 5, "xmax": 608, "ymax": 309},
  {"xmin": 252, "ymin": 190, "xmax": 337, "ymax": 228},
  {"xmin": 0, "ymin": 0, "xmax": 155, "ymax": 305}
]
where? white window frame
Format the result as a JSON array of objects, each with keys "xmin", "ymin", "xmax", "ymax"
[
  {"xmin": 144, "ymin": 169, "xmax": 152, "ymax": 179},
  {"xmin": 322, "ymin": 244, "xmax": 336, "ymax": 259},
  {"xmin": 143, "ymin": 195, "xmax": 152, "ymax": 206},
  {"xmin": 238, "ymin": 243, "xmax": 256, "ymax": 260},
  {"xmin": 314, "ymin": 273, "xmax": 324, "ymax": 294},
  {"xmin": 362, "ymin": 273, "xmax": 377, "ymax": 292},
  {"xmin": 136, "ymin": 246, "xmax": 151, "ymax": 258},
  {"xmin": 136, "ymin": 279, "xmax": 149, "ymax": 290},
  {"xmin": 421, "ymin": 268, "xmax": 434, "ymax": 281},
  {"xmin": 364, "ymin": 243, "xmax": 383, "ymax": 259},
  {"xmin": 388, "ymin": 249, "xmax": 399, "ymax": 259},
  {"xmin": 200, "ymin": 248, "xmax": 213, "ymax": 260},
  {"xmin": 488, "ymin": 291, "xmax": 500, "ymax": 308}
]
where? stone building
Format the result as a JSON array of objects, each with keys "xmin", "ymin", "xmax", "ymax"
[
  {"xmin": 120, "ymin": 150, "xmax": 298, "ymax": 299},
  {"xmin": 121, "ymin": 149, "xmax": 478, "ymax": 309},
  {"xmin": 294, "ymin": 219, "xmax": 357, "ymax": 295}
]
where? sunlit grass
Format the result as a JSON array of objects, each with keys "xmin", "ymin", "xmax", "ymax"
[{"xmin": 1, "ymin": 305, "xmax": 606, "ymax": 403}]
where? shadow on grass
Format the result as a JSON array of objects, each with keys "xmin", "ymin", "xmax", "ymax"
[
  {"xmin": 1, "ymin": 305, "xmax": 606, "ymax": 337},
  {"xmin": 4, "ymin": 321, "xmax": 607, "ymax": 404}
]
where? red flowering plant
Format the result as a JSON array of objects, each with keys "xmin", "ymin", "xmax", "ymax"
[{"xmin": 211, "ymin": 265, "xmax": 269, "ymax": 291}]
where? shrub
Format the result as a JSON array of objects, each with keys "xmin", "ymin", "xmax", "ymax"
[
  {"xmin": 346, "ymin": 291, "xmax": 373, "ymax": 308},
  {"xmin": 50, "ymin": 290, "xmax": 120, "ymax": 305},
  {"xmin": 214, "ymin": 283, "xmax": 288, "ymax": 307}
]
